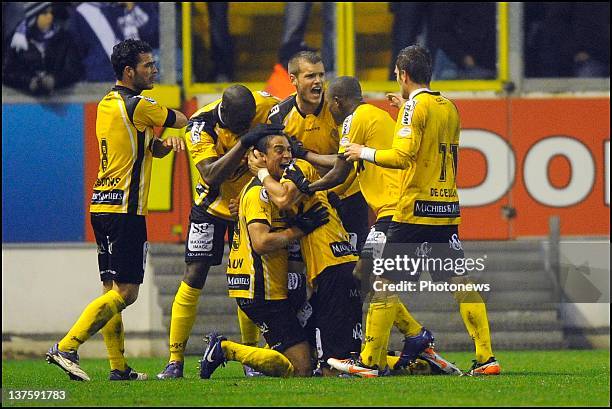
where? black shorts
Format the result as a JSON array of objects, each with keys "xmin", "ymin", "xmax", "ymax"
[
  {"xmin": 236, "ymin": 298, "xmax": 307, "ymax": 353},
  {"xmin": 361, "ymin": 216, "xmax": 392, "ymax": 261},
  {"xmin": 185, "ymin": 204, "xmax": 234, "ymax": 265},
  {"xmin": 91, "ymin": 213, "xmax": 148, "ymax": 284},
  {"xmin": 339, "ymin": 191, "xmax": 370, "ymax": 255},
  {"xmin": 383, "ymin": 222, "xmax": 466, "ymax": 282},
  {"xmin": 309, "ymin": 262, "xmax": 363, "ymax": 362},
  {"xmin": 359, "ymin": 216, "xmax": 392, "ymax": 296},
  {"xmin": 287, "ymin": 271, "xmax": 308, "ymax": 314}
]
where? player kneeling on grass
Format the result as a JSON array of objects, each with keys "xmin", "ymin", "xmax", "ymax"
[{"xmin": 200, "ymin": 133, "xmax": 329, "ymax": 379}]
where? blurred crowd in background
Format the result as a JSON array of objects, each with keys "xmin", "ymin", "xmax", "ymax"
[{"xmin": 2, "ymin": 2, "xmax": 610, "ymax": 96}]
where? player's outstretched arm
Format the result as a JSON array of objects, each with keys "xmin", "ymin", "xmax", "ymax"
[
  {"xmin": 308, "ymin": 156, "xmax": 352, "ymax": 192},
  {"xmin": 168, "ymin": 109, "xmax": 188, "ymax": 129},
  {"xmin": 288, "ymin": 135, "xmax": 336, "ymax": 169}
]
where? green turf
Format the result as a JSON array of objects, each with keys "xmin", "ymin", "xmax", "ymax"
[{"xmin": 2, "ymin": 350, "xmax": 609, "ymax": 407}]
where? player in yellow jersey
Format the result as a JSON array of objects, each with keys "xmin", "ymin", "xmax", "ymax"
[
  {"xmin": 156, "ymin": 86, "xmax": 283, "ymax": 379},
  {"xmin": 250, "ymin": 150, "xmax": 363, "ymax": 377},
  {"xmin": 268, "ymin": 51, "xmax": 370, "ymax": 257},
  {"xmin": 343, "ymin": 45, "xmax": 500, "ymax": 376},
  {"xmin": 286, "ymin": 76, "xmax": 460, "ymax": 377},
  {"xmin": 199, "ymin": 134, "xmax": 330, "ymax": 379},
  {"xmin": 46, "ymin": 39, "xmax": 188, "ymax": 381}
]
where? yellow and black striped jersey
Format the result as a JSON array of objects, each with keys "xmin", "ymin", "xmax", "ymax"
[
  {"xmin": 185, "ymin": 91, "xmax": 279, "ymax": 220},
  {"xmin": 374, "ymin": 89, "xmax": 461, "ymax": 225},
  {"xmin": 280, "ymin": 159, "xmax": 358, "ymax": 285},
  {"xmin": 268, "ymin": 94, "xmax": 361, "ymax": 199},
  {"xmin": 337, "ymin": 103, "xmax": 400, "ymax": 220},
  {"xmin": 90, "ymin": 85, "xmax": 174, "ymax": 215},
  {"xmin": 227, "ymin": 178, "xmax": 289, "ymax": 300}
]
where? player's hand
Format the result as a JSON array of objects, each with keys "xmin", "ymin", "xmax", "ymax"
[
  {"xmin": 240, "ymin": 124, "xmax": 285, "ymax": 148},
  {"xmin": 229, "ymin": 198, "xmax": 239, "ymax": 220},
  {"xmin": 283, "ymin": 165, "xmax": 312, "ymax": 195},
  {"xmin": 162, "ymin": 136, "xmax": 186, "ymax": 152},
  {"xmin": 248, "ymin": 149, "xmax": 267, "ymax": 175},
  {"xmin": 291, "ymin": 202, "xmax": 329, "ymax": 235},
  {"xmin": 326, "ymin": 191, "xmax": 343, "ymax": 211},
  {"xmin": 343, "ymin": 143, "xmax": 364, "ymax": 162},
  {"xmin": 288, "ymin": 136, "xmax": 308, "ymax": 159},
  {"xmin": 386, "ymin": 92, "xmax": 405, "ymax": 109}
]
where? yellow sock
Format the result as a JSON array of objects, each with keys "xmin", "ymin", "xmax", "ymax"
[
  {"xmin": 386, "ymin": 354, "xmax": 401, "ymax": 370},
  {"xmin": 237, "ymin": 306, "xmax": 260, "ymax": 346},
  {"xmin": 58, "ymin": 290, "xmax": 126, "ymax": 352},
  {"xmin": 360, "ymin": 296, "xmax": 397, "ymax": 368},
  {"xmin": 101, "ymin": 312, "xmax": 127, "ymax": 371},
  {"xmin": 393, "ymin": 299, "xmax": 423, "ymax": 337},
  {"xmin": 169, "ymin": 282, "xmax": 202, "ymax": 362},
  {"xmin": 455, "ymin": 291, "xmax": 494, "ymax": 363},
  {"xmin": 222, "ymin": 340, "xmax": 294, "ymax": 377}
]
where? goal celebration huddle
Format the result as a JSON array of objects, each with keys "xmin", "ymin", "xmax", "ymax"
[{"xmin": 45, "ymin": 38, "xmax": 500, "ymax": 382}]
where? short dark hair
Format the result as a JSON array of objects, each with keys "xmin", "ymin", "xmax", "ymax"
[
  {"xmin": 111, "ymin": 39, "xmax": 153, "ymax": 80},
  {"xmin": 395, "ymin": 45, "xmax": 432, "ymax": 85},
  {"xmin": 255, "ymin": 133, "xmax": 289, "ymax": 154},
  {"xmin": 327, "ymin": 76, "xmax": 362, "ymax": 102},
  {"xmin": 288, "ymin": 51, "xmax": 323, "ymax": 76}
]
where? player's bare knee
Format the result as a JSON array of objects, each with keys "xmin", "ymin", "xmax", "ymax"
[
  {"xmin": 183, "ymin": 262, "xmax": 211, "ymax": 289},
  {"xmin": 114, "ymin": 283, "xmax": 140, "ymax": 306},
  {"xmin": 284, "ymin": 342, "xmax": 312, "ymax": 377}
]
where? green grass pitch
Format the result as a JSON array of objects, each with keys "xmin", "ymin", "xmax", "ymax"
[{"xmin": 2, "ymin": 350, "xmax": 609, "ymax": 406}]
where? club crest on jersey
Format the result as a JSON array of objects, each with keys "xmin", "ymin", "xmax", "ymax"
[
  {"xmin": 260, "ymin": 187, "xmax": 269, "ymax": 203},
  {"xmin": 398, "ymin": 126, "xmax": 412, "ymax": 138},
  {"xmin": 342, "ymin": 114, "xmax": 354, "ymax": 136}
]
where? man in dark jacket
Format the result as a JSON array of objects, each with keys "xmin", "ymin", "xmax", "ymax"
[{"xmin": 3, "ymin": 2, "xmax": 82, "ymax": 95}]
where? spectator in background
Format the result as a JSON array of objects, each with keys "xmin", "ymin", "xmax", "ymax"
[
  {"xmin": 2, "ymin": 2, "xmax": 82, "ymax": 95},
  {"xmin": 388, "ymin": 3, "xmax": 430, "ymax": 80},
  {"xmin": 525, "ymin": 3, "xmax": 610, "ymax": 78},
  {"xmin": 279, "ymin": 3, "xmax": 336, "ymax": 77},
  {"xmin": 68, "ymin": 2, "xmax": 159, "ymax": 82},
  {"xmin": 428, "ymin": 3, "xmax": 497, "ymax": 80}
]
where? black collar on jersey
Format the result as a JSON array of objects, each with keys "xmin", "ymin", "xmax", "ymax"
[
  {"xmin": 293, "ymin": 93, "xmax": 325, "ymax": 118},
  {"xmin": 112, "ymin": 85, "xmax": 141, "ymax": 96},
  {"xmin": 412, "ymin": 89, "xmax": 441, "ymax": 99}
]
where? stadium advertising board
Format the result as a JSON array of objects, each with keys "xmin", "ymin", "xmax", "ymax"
[{"xmin": 2, "ymin": 97, "xmax": 609, "ymax": 243}]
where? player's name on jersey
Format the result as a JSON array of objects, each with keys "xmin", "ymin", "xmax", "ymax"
[{"xmin": 429, "ymin": 188, "xmax": 458, "ymax": 198}]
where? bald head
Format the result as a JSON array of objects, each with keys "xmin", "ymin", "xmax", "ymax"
[
  {"xmin": 326, "ymin": 76, "xmax": 364, "ymax": 125},
  {"xmin": 221, "ymin": 85, "xmax": 256, "ymax": 134},
  {"xmin": 327, "ymin": 76, "xmax": 362, "ymax": 103}
]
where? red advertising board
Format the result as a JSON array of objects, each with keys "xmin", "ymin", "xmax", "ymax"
[{"xmin": 84, "ymin": 97, "xmax": 610, "ymax": 242}]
